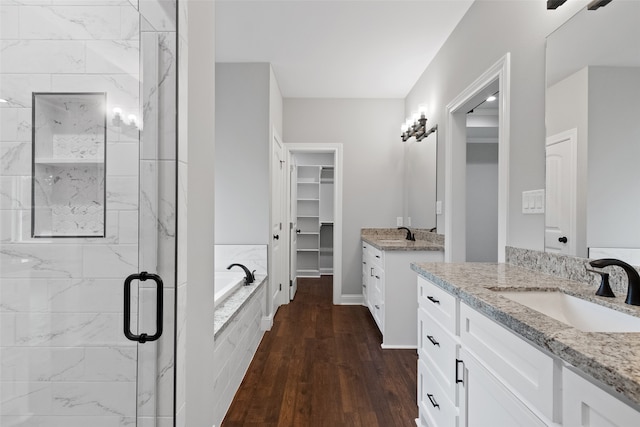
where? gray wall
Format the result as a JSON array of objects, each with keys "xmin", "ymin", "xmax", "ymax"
[
  {"xmin": 546, "ymin": 66, "xmax": 588, "ymax": 257},
  {"xmin": 465, "ymin": 143, "xmax": 498, "ymax": 262},
  {"xmin": 215, "ymin": 63, "xmax": 271, "ymax": 244},
  {"xmin": 284, "ymin": 98, "xmax": 404, "ymax": 295},
  {"xmin": 587, "ymin": 67, "xmax": 640, "ymax": 249},
  {"xmin": 184, "ymin": 0, "xmax": 216, "ymax": 425},
  {"xmin": 404, "ymin": 0, "xmax": 587, "ymax": 252}
]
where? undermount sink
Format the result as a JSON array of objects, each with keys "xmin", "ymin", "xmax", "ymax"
[{"xmin": 496, "ymin": 290, "xmax": 640, "ymax": 332}]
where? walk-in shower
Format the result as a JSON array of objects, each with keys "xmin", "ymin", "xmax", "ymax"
[{"xmin": 0, "ymin": 1, "xmax": 179, "ymax": 425}]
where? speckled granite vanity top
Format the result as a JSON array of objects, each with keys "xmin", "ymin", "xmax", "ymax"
[
  {"xmin": 362, "ymin": 228, "xmax": 444, "ymax": 252},
  {"xmin": 411, "ymin": 262, "xmax": 640, "ymax": 407}
]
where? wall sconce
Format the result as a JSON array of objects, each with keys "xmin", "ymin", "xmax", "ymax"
[{"xmin": 401, "ymin": 106, "xmax": 437, "ymax": 142}]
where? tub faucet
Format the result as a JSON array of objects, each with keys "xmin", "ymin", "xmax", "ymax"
[
  {"xmin": 227, "ymin": 263, "xmax": 255, "ymax": 285},
  {"xmin": 589, "ymin": 258, "xmax": 640, "ymax": 306},
  {"xmin": 397, "ymin": 227, "xmax": 415, "ymax": 241}
]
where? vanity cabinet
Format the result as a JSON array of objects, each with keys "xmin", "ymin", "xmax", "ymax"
[
  {"xmin": 563, "ymin": 368, "xmax": 640, "ymax": 427},
  {"xmin": 416, "ymin": 275, "xmax": 640, "ymax": 427},
  {"xmin": 363, "ymin": 242, "xmax": 443, "ymax": 348}
]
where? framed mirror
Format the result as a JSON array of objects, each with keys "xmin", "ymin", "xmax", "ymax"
[{"xmin": 545, "ymin": 1, "xmax": 640, "ymax": 262}]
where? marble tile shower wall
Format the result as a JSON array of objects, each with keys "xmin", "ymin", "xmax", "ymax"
[{"xmin": 0, "ymin": 1, "xmax": 177, "ymax": 426}]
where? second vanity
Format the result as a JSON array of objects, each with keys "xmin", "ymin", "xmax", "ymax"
[
  {"xmin": 412, "ymin": 262, "xmax": 640, "ymax": 427},
  {"xmin": 361, "ymin": 228, "xmax": 444, "ymax": 348}
]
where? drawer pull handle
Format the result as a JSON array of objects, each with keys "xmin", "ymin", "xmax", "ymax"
[
  {"xmin": 363, "ymin": 261, "xmax": 366, "ymax": 265},
  {"xmin": 456, "ymin": 359, "xmax": 465, "ymax": 384},
  {"xmin": 375, "ymin": 304, "xmax": 380, "ymax": 309},
  {"xmin": 375, "ymin": 275, "xmax": 380, "ymax": 279},
  {"xmin": 427, "ymin": 394, "xmax": 440, "ymax": 409},
  {"xmin": 370, "ymin": 267, "xmax": 374, "ymax": 277},
  {"xmin": 363, "ymin": 284, "xmax": 367, "ymax": 288},
  {"xmin": 427, "ymin": 335, "xmax": 440, "ymax": 347},
  {"xmin": 375, "ymin": 255, "xmax": 381, "ymax": 259},
  {"xmin": 427, "ymin": 296, "xmax": 440, "ymax": 304}
]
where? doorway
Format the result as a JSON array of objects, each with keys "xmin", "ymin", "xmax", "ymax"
[
  {"xmin": 285, "ymin": 144, "xmax": 343, "ymax": 305},
  {"xmin": 445, "ymin": 54, "xmax": 511, "ymax": 262}
]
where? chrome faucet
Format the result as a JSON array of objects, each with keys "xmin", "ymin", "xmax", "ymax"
[
  {"xmin": 397, "ymin": 227, "xmax": 415, "ymax": 241},
  {"xmin": 227, "ymin": 263, "xmax": 255, "ymax": 285},
  {"xmin": 589, "ymin": 258, "xmax": 640, "ymax": 306}
]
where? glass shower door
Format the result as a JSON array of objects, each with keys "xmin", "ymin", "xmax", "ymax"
[{"xmin": 0, "ymin": 1, "xmax": 178, "ymax": 425}]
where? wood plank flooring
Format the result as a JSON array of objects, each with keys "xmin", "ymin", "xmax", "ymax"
[{"xmin": 222, "ymin": 276, "xmax": 418, "ymax": 427}]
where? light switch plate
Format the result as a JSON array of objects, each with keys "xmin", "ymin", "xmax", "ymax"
[
  {"xmin": 396, "ymin": 216, "xmax": 403, "ymax": 226},
  {"xmin": 407, "ymin": 217, "xmax": 412, "ymax": 226},
  {"xmin": 522, "ymin": 189, "xmax": 545, "ymax": 214}
]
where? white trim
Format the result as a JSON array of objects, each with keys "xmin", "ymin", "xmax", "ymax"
[
  {"xmin": 381, "ymin": 344, "xmax": 418, "ymax": 350},
  {"xmin": 445, "ymin": 53, "xmax": 511, "ymax": 263},
  {"xmin": 285, "ymin": 143, "xmax": 344, "ymax": 305},
  {"xmin": 339, "ymin": 294, "xmax": 364, "ymax": 305},
  {"xmin": 261, "ymin": 314, "xmax": 273, "ymax": 331}
]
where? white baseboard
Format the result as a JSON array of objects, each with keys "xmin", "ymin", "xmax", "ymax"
[
  {"xmin": 339, "ymin": 294, "xmax": 364, "ymax": 305},
  {"xmin": 381, "ymin": 344, "xmax": 417, "ymax": 350},
  {"xmin": 261, "ymin": 314, "xmax": 273, "ymax": 331}
]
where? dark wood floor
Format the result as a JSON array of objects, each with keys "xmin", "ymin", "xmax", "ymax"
[{"xmin": 222, "ymin": 276, "xmax": 418, "ymax": 427}]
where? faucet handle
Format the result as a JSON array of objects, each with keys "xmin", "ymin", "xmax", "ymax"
[{"xmin": 586, "ymin": 268, "xmax": 615, "ymax": 298}]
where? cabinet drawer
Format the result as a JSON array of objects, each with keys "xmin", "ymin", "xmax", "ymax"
[
  {"xmin": 460, "ymin": 302, "xmax": 556, "ymax": 421},
  {"xmin": 370, "ymin": 246, "xmax": 384, "ymax": 267},
  {"xmin": 563, "ymin": 368, "xmax": 640, "ymax": 427},
  {"xmin": 418, "ymin": 276, "xmax": 457, "ymax": 334},
  {"xmin": 419, "ymin": 359, "xmax": 458, "ymax": 427},
  {"xmin": 419, "ymin": 307, "xmax": 459, "ymax": 398}
]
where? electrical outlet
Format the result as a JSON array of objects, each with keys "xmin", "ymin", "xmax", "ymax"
[
  {"xmin": 407, "ymin": 217, "xmax": 412, "ymax": 226},
  {"xmin": 396, "ymin": 216, "xmax": 403, "ymax": 226},
  {"xmin": 436, "ymin": 201, "xmax": 442, "ymax": 215}
]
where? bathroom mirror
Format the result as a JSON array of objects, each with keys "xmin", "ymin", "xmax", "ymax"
[
  {"xmin": 405, "ymin": 126, "xmax": 437, "ymax": 230},
  {"xmin": 545, "ymin": 1, "xmax": 640, "ymax": 259}
]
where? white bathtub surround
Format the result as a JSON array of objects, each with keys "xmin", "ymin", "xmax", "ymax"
[
  {"xmin": 213, "ymin": 276, "xmax": 267, "ymax": 426},
  {"xmin": 215, "ymin": 244, "xmax": 268, "ymax": 276}
]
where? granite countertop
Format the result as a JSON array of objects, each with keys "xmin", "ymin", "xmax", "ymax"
[
  {"xmin": 411, "ymin": 262, "xmax": 640, "ymax": 407},
  {"xmin": 362, "ymin": 228, "xmax": 444, "ymax": 252},
  {"xmin": 214, "ymin": 274, "xmax": 267, "ymax": 339}
]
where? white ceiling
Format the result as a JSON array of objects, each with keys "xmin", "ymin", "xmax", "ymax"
[{"xmin": 215, "ymin": 0, "xmax": 475, "ymax": 98}]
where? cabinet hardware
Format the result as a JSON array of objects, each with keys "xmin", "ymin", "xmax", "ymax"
[
  {"xmin": 375, "ymin": 275, "xmax": 380, "ymax": 279},
  {"xmin": 427, "ymin": 393, "xmax": 440, "ymax": 409},
  {"xmin": 363, "ymin": 261, "xmax": 366, "ymax": 265},
  {"xmin": 370, "ymin": 267, "xmax": 374, "ymax": 277},
  {"xmin": 363, "ymin": 284, "xmax": 367, "ymax": 288},
  {"xmin": 273, "ymin": 234, "xmax": 279, "ymax": 240},
  {"xmin": 375, "ymin": 255, "xmax": 380, "ymax": 259},
  {"xmin": 558, "ymin": 236, "xmax": 568, "ymax": 243},
  {"xmin": 455, "ymin": 359, "xmax": 464, "ymax": 384},
  {"xmin": 427, "ymin": 335, "xmax": 440, "ymax": 346},
  {"xmin": 375, "ymin": 304, "xmax": 380, "ymax": 309},
  {"xmin": 427, "ymin": 296, "xmax": 440, "ymax": 304}
]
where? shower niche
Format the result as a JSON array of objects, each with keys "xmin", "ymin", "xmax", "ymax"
[{"xmin": 32, "ymin": 92, "xmax": 107, "ymax": 238}]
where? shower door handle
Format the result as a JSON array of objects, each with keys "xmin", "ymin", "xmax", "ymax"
[{"xmin": 123, "ymin": 272, "xmax": 163, "ymax": 344}]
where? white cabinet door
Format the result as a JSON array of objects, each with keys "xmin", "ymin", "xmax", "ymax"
[
  {"xmin": 563, "ymin": 368, "xmax": 640, "ymax": 427},
  {"xmin": 460, "ymin": 348, "xmax": 548, "ymax": 427}
]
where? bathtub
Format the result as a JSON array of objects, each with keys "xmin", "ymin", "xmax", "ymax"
[{"xmin": 215, "ymin": 271, "xmax": 246, "ymax": 307}]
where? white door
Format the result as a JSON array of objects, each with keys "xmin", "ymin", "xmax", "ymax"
[
  {"xmin": 545, "ymin": 129, "xmax": 577, "ymax": 255},
  {"xmin": 289, "ymin": 155, "xmax": 298, "ymax": 300},
  {"xmin": 271, "ymin": 132, "xmax": 287, "ymax": 312}
]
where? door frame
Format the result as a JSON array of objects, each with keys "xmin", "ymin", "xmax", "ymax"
[
  {"xmin": 445, "ymin": 53, "xmax": 511, "ymax": 262},
  {"xmin": 285, "ymin": 143, "xmax": 344, "ymax": 305}
]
